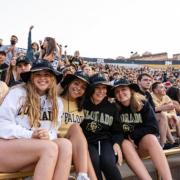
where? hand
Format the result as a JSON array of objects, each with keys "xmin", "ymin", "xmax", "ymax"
[
  {"xmin": 113, "ymin": 143, "xmax": 123, "ymax": 166},
  {"xmin": 163, "ymin": 102, "xmax": 174, "ymax": 111},
  {"xmin": 32, "ymin": 128, "xmax": 50, "ymax": 140},
  {"xmin": 29, "ymin": 25, "xmax": 34, "ymax": 31}
]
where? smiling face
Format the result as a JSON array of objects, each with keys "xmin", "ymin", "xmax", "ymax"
[
  {"xmin": 114, "ymin": 86, "xmax": 131, "ymax": 106},
  {"xmin": 91, "ymin": 84, "xmax": 107, "ymax": 105},
  {"xmin": 67, "ymin": 78, "xmax": 87, "ymax": 101},
  {"xmin": 32, "ymin": 70, "xmax": 54, "ymax": 95}
]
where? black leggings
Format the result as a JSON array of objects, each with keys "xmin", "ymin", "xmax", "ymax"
[{"xmin": 88, "ymin": 140, "xmax": 122, "ymax": 180}]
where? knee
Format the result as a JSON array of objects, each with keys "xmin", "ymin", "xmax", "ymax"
[
  {"xmin": 140, "ymin": 134, "xmax": 158, "ymax": 147},
  {"xmin": 69, "ymin": 124, "xmax": 83, "ymax": 135},
  {"xmin": 41, "ymin": 141, "xmax": 58, "ymax": 160},
  {"xmin": 69, "ymin": 124, "xmax": 87, "ymax": 143},
  {"xmin": 56, "ymin": 138, "xmax": 72, "ymax": 157},
  {"xmin": 121, "ymin": 139, "xmax": 133, "ymax": 151}
]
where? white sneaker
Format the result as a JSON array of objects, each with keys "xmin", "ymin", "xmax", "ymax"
[{"xmin": 77, "ymin": 174, "xmax": 90, "ymax": 180}]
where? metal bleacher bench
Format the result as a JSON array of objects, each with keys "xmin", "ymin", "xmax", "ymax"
[{"xmin": 0, "ymin": 148, "xmax": 179, "ymax": 180}]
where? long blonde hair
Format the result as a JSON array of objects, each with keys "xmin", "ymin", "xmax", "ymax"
[
  {"xmin": 22, "ymin": 74, "xmax": 58, "ymax": 128},
  {"xmin": 130, "ymin": 90, "xmax": 146, "ymax": 112}
]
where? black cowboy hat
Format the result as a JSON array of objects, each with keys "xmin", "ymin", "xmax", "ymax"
[
  {"xmin": 16, "ymin": 55, "xmax": 32, "ymax": 66},
  {"xmin": 61, "ymin": 71, "xmax": 90, "ymax": 88},
  {"xmin": 90, "ymin": 73, "xmax": 111, "ymax": 87},
  {"xmin": 109, "ymin": 78, "xmax": 140, "ymax": 97},
  {"xmin": 20, "ymin": 59, "xmax": 63, "ymax": 83},
  {"xmin": 88, "ymin": 73, "xmax": 112, "ymax": 95}
]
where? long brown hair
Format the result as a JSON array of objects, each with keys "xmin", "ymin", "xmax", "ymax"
[
  {"xmin": 22, "ymin": 73, "xmax": 58, "ymax": 128},
  {"xmin": 42, "ymin": 37, "xmax": 57, "ymax": 58},
  {"xmin": 5, "ymin": 63, "xmax": 17, "ymax": 85}
]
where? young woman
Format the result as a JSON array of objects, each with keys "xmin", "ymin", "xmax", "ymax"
[
  {"xmin": 40, "ymin": 37, "xmax": 61, "ymax": 70},
  {"xmin": 0, "ymin": 60, "xmax": 72, "ymax": 180},
  {"xmin": 80, "ymin": 73, "xmax": 122, "ymax": 180},
  {"xmin": 110, "ymin": 78, "xmax": 172, "ymax": 180},
  {"xmin": 5, "ymin": 56, "xmax": 17, "ymax": 86},
  {"xmin": 60, "ymin": 71, "xmax": 97, "ymax": 180}
]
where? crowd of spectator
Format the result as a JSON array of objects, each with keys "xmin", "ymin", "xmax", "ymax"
[{"xmin": 0, "ymin": 26, "xmax": 179, "ymax": 180}]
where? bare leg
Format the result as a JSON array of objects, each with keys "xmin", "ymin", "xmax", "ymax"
[
  {"xmin": 170, "ymin": 115, "xmax": 180, "ymax": 137},
  {"xmin": 138, "ymin": 134, "xmax": 172, "ymax": 180},
  {"xmin": 156, "ymin": 112, "xmax": 168, "ymax": 146},
  {"xmin": 53, "ymin": 138, "xmax": 72, "ymax": 180},
  {"xmin": 66, "ymin": 124, "xmax": 88, "ymax": 173},
  {"xmin": 66, "ymin": 124, "xmax": 97, "ymax": 179},
  {"xmin": 0, "ymin": 139, "xmax": 58, "ymax": 180},
  {"xmin": 121, "ymin": 139, "xmax": 152, "ymax": 180},
  {"xmin": 166, "ymin": 126, "xmax": 175, "ymax": 144}
]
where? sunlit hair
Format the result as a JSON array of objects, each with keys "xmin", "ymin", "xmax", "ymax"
[
  {"xmin": 22, "ymin": 72, "xmax": 58, "ymax": 128},
  {"xmin": 130, "ymin": 90, "xmax": 146, "ymax": 112}
]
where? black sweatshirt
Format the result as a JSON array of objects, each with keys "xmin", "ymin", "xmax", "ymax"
[
  {"xmin": 81, "ymin": 97, "xmax": 124, "ymax": 144},
  {"xmin": 139, "ymin": 89, "xmax": 155, "ymax": 111},
  {"xmin": 112, "ymin": 101, "xmax": 159, "ymax": 145}
]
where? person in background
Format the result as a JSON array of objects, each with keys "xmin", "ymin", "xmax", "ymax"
[
  {"xmin": 40, "ymin": 37, "xmax": 61, "ymax": 70},
  {"xmin": 81, "ymin": 73, "xmax": 122, "ymax": 180},
  {"xmin": 4, "ymin": 56, "xmax": 17, "ymax": 86},
  {"xmin": 110, "ymin": 71, "xmax": 121, "ymax": 85},
  {"xmin": 110, "ymin": 79, "xmax": 172, "ymax": 180},
  {"xmin": 0, "ymin": 60, "xmax": 72, "ymax": 180},
  {"xmin": 26, "ymin": 25, "xmax": 40, "ymax": 63},
  {"xmin": 81, "ymin": 64, "xmax": 93, "ymax": 77},
  {"xmin": 0, "ymin": 51, "xmax": 8, "ymax": 81},
  {"xmin": 137, "ymin": 73, "xmax": 168, "ymax": 148},
  {"xmin": 166, "ymin": 86, "xmax": 180, "ymax": 115},
  {"xmin": 1, "ymin": 35, "xmax": 20, "ymax": 65},
  {"xmin": 6, "ymin": 55, "xmax": 32, "ymax": 87},
  {"xmin": 60, "ymin": 64, "xmax": 76, "ymax": 79},
  {"xmin": 59, "ymin": 71, "xmax": 97, "ymax": 180},
  {"xmin": 151, "ymin": 81, "xmax": 180, "ymax": 147}
]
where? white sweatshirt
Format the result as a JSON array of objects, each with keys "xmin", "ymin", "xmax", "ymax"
[{"xmin": 0, "ymin": 86, "xmax": 63, "ymax": 140}]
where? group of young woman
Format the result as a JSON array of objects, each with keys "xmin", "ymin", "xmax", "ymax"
[{"xmin": 0, "ymin": 59, "xmax": 172, "ymax": 180}]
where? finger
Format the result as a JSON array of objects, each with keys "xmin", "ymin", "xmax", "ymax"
[{"xmin": 117, "ymin": 152, "xmax": 123, "ymax": 166}]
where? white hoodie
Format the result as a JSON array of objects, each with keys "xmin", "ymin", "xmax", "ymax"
[{"xmin": 0, "ymin": 86, "xmax": 63, "ymax": 140}]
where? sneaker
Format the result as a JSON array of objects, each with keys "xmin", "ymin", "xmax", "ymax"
[
  {"xmin": 77, "ymin": 174, "xmax": 90, "ymax": 180},
  {"xmin": 163, "ymin": 143, "xmax": 174, "ymax": 150},
  {"xmin": 172, "ymin": 142, "xmax": 179, "ymax": 148}
]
